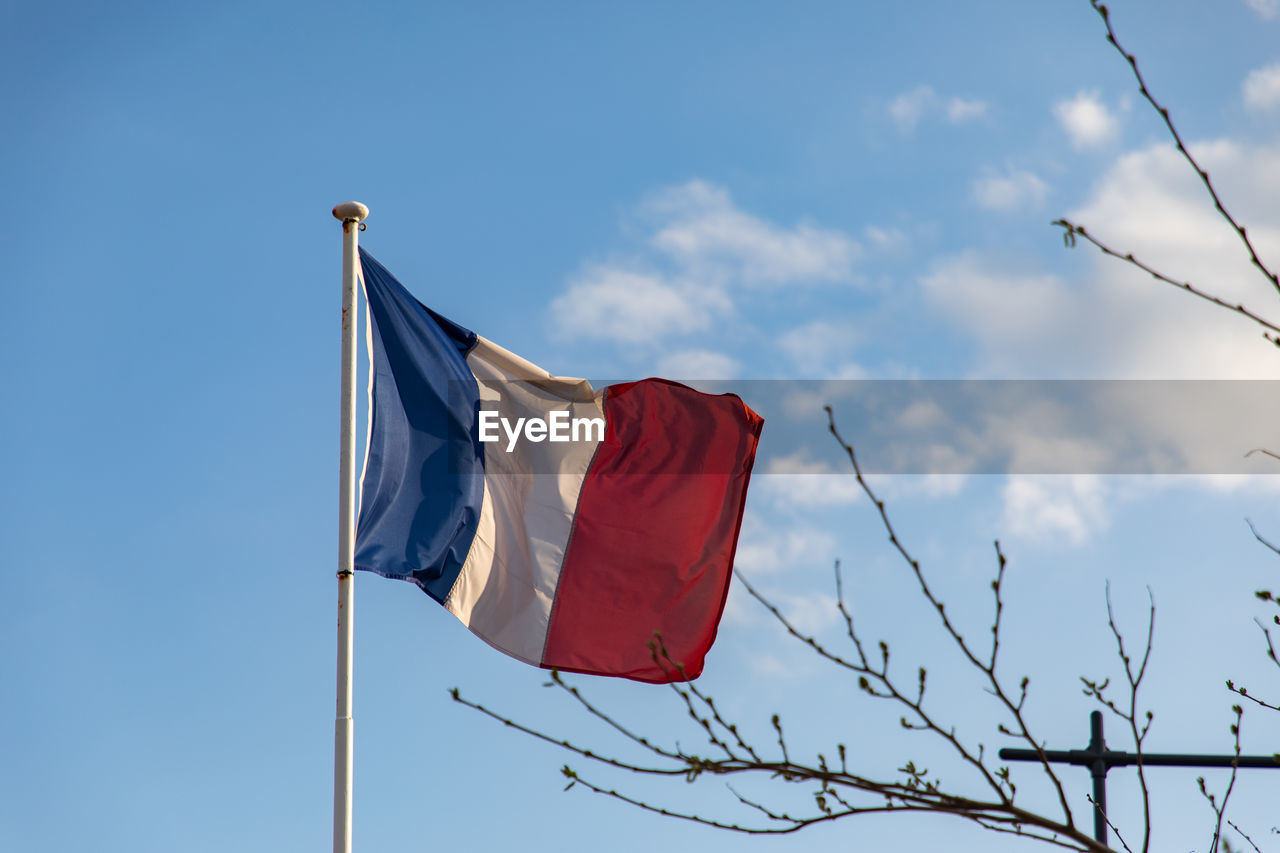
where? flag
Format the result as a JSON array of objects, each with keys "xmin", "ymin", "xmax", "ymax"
[{"xmin": 354, "ymin": 249, "xmax": 763, "ymax": 683}]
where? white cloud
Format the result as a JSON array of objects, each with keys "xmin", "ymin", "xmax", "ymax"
[
  {"xmin": 1065, "ymin": 140, "xmax": 1280, "ymax": 377},
  {"xmin": 550, "ymin": 266, "xmax": 730, "ymax": 345},
  {"xmin": 723, "ymin": 582, "xmax": 840, "ymax": 638},
  {"xmin": 921, "ymin": 252, "xmax": 1079, "ymax": 371},
  {"xmin": 655, "ymin": 348, "xmax": 738, "ymax": 379},
  {"xmin": 1243, "ymin": 62, "xmax": 1280, "ymax": 111},
  {"xmin": 720, "ymin": 584, "xmax": 841, "ymax": 678},
  {"xmin": 946, "ymin": 97, "xmax": 989, "ymax": 123},
  {"xmin": 1245, "ymin": 0, "xmax": 1278, "ymax": 19},
  {"xmin": 764, "ymin": 590, "xmax": 841, "ymax": 635},
  {"xmin": 1078, "ymin": 141, "xmax": 1268, "ymax": 249},
  {"xmin": 645, "ymin": 181, "xmax": 858, "ymax": 285},
  {"xmin": 1054, "ymin": 91, "xmax": 1119, "ymax": 148},
  {"xmin": 863, "ymin": 225, "xmax": 907, "ymax": 252},
  {"xmin": 734, "ymin": 518, "xmax": 839, "ymax": 576},
  {"xmin": 995, "ymin": 469, "xmax": 1280, "ymax": 552},
  {"xmin": 756, "ymin": 461, "xmax": 969, "ymax": 513},
  {"xmin": 889, "ymin": 85, "xmax": 936, "ymax": 133},
  {"xmin": 758, "ymin": 463, "xmax": 865, "ymax": 507},
  {"xmin": 889, "ymin": 85, "xmax": 988, "ymax": 133},
  {"xmin": 971, "ymin": 166, "xmax": 1049, "ymax": 212},
  {"xmin": 552, "ymin": 181, "xmax": 861, "ymax": 348},
  {"xmin": 1189, "ymin": 473, "xmax": 1280, "ymax": 496},
  {"xmin": 923, "ymin": 141, "xmax": 1280, "ymax": 380},
  {"xmin": 829, "ymin": 362, "xmax": 871, "ymax": 379},
  {"xmin": 863, "ymin": 474, "xmax": 968, "ymax": 500},
  {"xmin": 777, "ymin": 320, "xmax": 860, "ymax": 371},
  {"xmin": 1000, "ymin": 475, "xmax": 1109, "ymax": 546}
]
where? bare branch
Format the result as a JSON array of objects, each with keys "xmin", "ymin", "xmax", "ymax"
[
  {"xmin": 559, "ymin": 765, "xmax": 863, "ymax": 835},
  {"xmin": 1225, "ymin": 679, "xmax": 1280, "ymax": 714},
  {"xmin": 824, "ymin": 405, "xmax": 1077, "ymax": 826},
  {"xmin": 990, "ymin": 542, "xmax": 1009, "ymax": 671},
  {"xmin": 1245, "ymin": 518, "xmax": 1280, "ymax": 558},
  {"xmin": 1079, "ymin": 585, "xmax": 1155, "ymax": 852},
  {"xmin": 1226, "ymin": 819, "xmax": 1264, "ymax": 853},
  {"xmin": 1052, "ymin": 220, "xmax": 1280, "ymax": 340},
  {"xmin": 1199, "ymin": 705, "xmax": 1245, "ymax": 853},
  {"xmin": 557, "ymin": 761, "xmax": 1111, "ymax": 850},
  {"xmin": 1084, "ymin": 0, "xmax": 1280, "ymax": 296},
  {"xmin": 449, "ymin": 687, "xmax": 695, "ymax": 777},
  {"xmin": 1087, "ymin": 795, "xmax": 1135, "ymax": 853}
]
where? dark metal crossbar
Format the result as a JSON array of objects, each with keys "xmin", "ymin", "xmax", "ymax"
[{"xmin": 998, "ymin": 711, "xmax": 1279, "ymax": 845}]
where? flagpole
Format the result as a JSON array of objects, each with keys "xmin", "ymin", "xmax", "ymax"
[{"xmin": 332, "ymin": 200, "xmax": 368, "ymax": 853}]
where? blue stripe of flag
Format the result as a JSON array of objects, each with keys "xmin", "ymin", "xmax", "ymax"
[{"xmin": 354, "ymin": 248, "xmax": 486, "ymax": 604}]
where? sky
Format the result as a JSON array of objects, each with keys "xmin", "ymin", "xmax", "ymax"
[{"xmin": 5, "ymin": 0, "xmax": 1280, "ymax": 850}]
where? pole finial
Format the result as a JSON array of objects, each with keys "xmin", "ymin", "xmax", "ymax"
[{"xmin": 332, "ymin": 201, "xmax": 370, "ymax": 223}]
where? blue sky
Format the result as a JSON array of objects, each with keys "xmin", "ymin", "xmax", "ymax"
[{"xmin": 6, "ymin": 1, "xmax": 1280, "ymax": 850}]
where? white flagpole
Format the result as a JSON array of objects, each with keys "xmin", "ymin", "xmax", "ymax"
[{"xmin": 332, "ymin": 200, "xmax": 368, "ymax": 853}]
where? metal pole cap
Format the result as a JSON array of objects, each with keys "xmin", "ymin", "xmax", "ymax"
[{"xmin": 332, "ymin": 201, "xmax": 370, "ymax": 222}]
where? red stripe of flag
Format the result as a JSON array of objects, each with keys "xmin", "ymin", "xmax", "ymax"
[{"xmin": 542, "ymin": 379, "xmax": 763, "ymax": 682}]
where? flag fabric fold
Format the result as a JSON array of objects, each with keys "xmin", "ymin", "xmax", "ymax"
[{"xmin": 354, "ymin": 248, "xmax": 763, "ymax": 682}]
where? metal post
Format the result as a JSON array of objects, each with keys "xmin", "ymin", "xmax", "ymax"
[
  {"xmin": 1088, "ymin": 710, "xmax": 1107, "ymax": 845},
  {"xmin": 999, "ymin": 710, "xmax": 1278, "ymax": 848},
  {"xmin": 332, "ymin": 200, "xmax": 368, "ymax": 853}
]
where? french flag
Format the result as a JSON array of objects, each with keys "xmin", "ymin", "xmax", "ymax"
[{"xmin": 354, "ymin": 250, "xmax": 763, "ymax": 683}]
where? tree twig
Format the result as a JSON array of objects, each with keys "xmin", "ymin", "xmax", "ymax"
[
  {"xmin": 1052, "ymin": 220, "xmax": 1280, "ymax": 342},
  {"xmin": 1084, "ymin": 0, "xmax": 1280, "ymax": 296},
  {"xmin": 1198, "ymin": 705, "xmax": 1245, "ymax": 853},
  {"xmin": 1087, "ymin": 794, "xmax": 1135, "ymax": 853},
  {"xmin": 824, "ymin": 405, "xmax": 1078, "ymax": 827},
  {"xmin": 1079, "ymin": 585, "xmax": 1155, "ymax": 853}
]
